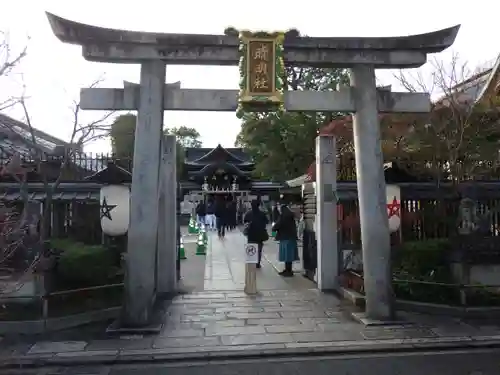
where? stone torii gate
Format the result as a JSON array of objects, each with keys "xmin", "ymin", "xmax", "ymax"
[{"xmin": 46, "ymin": 12, "xmax": 459, "ymax": 326}]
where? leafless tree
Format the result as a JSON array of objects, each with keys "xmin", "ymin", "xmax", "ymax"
[
  {"xmin": 0, "ymin": 31, "xmax": 27, "ymax": 111},
  {"xmin": 393, "ymin": 53, "xmax": 500, "ymax": 181},
  {"xmin": 0, "ymin": 78, "xmax": 114, "ymax": 295}
]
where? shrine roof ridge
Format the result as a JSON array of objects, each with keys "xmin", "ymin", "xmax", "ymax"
[{"xmin": 46, "ymin": 13, "xmax": 459, "ymax": 54}]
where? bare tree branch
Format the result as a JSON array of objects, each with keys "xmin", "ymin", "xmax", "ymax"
[
  {"xmin": 0, "ymin": 31, "xmax": 28, "ymax": 112},
  {"xmin": 392, "ymin": 53, "xmax": 500, "ymax": 182},
  {"xmin": 1, "ymin": 77, "xmax": 114, "ymax": 296}
]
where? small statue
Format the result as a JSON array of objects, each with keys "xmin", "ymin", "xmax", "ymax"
[
  {"xmin": 457, "ymin": 196, "xmax": 492, "ymax": 236},
  {"xmin": 457, "ymin": 197, "xmax": 480, "ymax": 235}
]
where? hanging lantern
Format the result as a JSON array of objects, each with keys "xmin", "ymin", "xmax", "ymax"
[
  {"xmin": 100, "ymin": 185, "xmax": 130, "ymax": 236},
  {"xmin": 386, "ymin": 185, "xmax": 401, "ymax": 233}
]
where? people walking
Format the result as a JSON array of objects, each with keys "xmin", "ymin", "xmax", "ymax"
[
  {"xmin": 272, "ymin": 204, "xmax": 299, "ymax": 277},
  {"xmin": 272, "ymin": 203, "xmax": 280, "ymax": 224},
  {"xmin": 205, "ymin": 200, "xmax": 216, "ymax": 231},
  {"xmin": 229, "ymin": 199, "xmax": 237, "ymax": 230},
  {"xmin": 195, "ymin": 200, "xmax": 206, "ymax": 227},
  {"xmin": 243, "ymin": 199, "xmax": 269, "ymax": 269},
  {"xmin": 214, "ymin": 196, "xmax": 227, "ymax": 239}
]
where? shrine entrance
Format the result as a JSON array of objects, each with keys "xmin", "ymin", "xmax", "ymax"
[
  {"xmin": 46, "ymin": 12, "xmax": 459, "ymax": 325},
  {"xmin": 179, "ymin": 143, "xmax": 277, "ymax": 225}
]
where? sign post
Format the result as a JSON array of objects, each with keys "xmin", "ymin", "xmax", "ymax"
[{"xmin": 244, "ymin": 243, "xmax": 258, "ymax": 295}]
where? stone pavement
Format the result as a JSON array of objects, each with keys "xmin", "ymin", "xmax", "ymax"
[
  {"xmin": 2, "ymin": 230, "xmax": 500, "ymax": 368},
  {"xmin": 2, "ymin": 289, "xmax": 500, "ymax": 368},
  {"xmin": 203, "ymin": 230, "xmax": 314, "ymax": 291},
  {"xmin": 263, "ymin": 238, "xmax": 304, "ymax": 274}
]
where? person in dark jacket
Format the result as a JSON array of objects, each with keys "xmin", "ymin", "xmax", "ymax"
[
  {"xmin": 205, "ymin": 200, "xmax": 216, "ymax": 231},
  {"xmin": 243, "ymin": 200, "xmax": 269, "ymax": 268},
  {"xmin": 214, "ymin": 197, "xmax": 227, "ymax": 239},
  {"xmin": 229, "ymin": 200, "xmax": 237, "ymax": 230},
  {"xmin": 195, "ymin": 201, "xmax": 206, "ymax": 227},
  {"xmin": 271, "ymin": 204, "xmax": 280, "ymax": 223},
  {"xmin": 272, "ymin": 204, "xmax": 299, "ymax": 277}
]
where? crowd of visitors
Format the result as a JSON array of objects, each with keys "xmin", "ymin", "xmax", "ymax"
[{"xmin": 195, "ymin": 195, "xmax": 240, "ymax": 239}]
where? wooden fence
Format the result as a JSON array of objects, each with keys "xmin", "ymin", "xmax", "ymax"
[{"xmin": 338, "ymin": 182, "xmax": 500, "ymax": 245}]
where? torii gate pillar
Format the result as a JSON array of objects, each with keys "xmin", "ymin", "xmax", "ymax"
[
  {"xmin": 350, "ymin": 66, "xmax": 393, "ymax": 320},
  {"xmin": 123, "ymin": 61, "xmax": 166, "ymax": 326}
]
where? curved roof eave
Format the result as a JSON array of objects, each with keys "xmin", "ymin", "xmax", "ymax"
[
  {"xmin": 46, "ymin": 12, "xmax": 459, "ymax": 54},
  {"xmin": 188, "ymin": 162, "xmax": 250, "ymax": 177},
  {"xmin": 185, "ymin": 160, "xmax": 255, "ymax": 167},
  {"xmin": 285, "ymin": 174, "xmax": 311, "ymax": 188},
  {"xmin": 474, "ymin": 53, "xmax": 500, "ymax": 105},
  {"xmin": 191, "ymin": 144, "xmax": 247, "ymax": 164}
]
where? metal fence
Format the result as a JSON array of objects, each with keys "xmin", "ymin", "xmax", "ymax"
[{"xmin": 0, "ymin": 283, "xmax": 123, "ymax": 322}]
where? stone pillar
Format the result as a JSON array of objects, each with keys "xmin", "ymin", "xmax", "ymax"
[
  {"xmin": 350, "ymin": 65, "xmax": 393, "ymax": 320},
  {"xmin": 157, "ymin": 135, "xmax": 177, "ymax": 295},
  {"xmin": 315, "ymin": 135, "xmax": 339, "ymax": 291},
  {"xmin": 123, "ymin": 61, "xmax": 166, "ymax": 326}
]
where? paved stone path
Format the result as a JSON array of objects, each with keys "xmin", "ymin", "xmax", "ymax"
[
  {"xmin": 3, "ymin": 289, "xmax": 500, "ymax": 367},
  {"xmin": 263, "ymin": 238, "xmax": 304, "ymax": 274},
  {"xmin": 2, "ymin": 230, "xmax": 500, "ymax": 368},
  {"xmin": 203, "ymin": 231, "xmax": 314, "ymax": 291}
]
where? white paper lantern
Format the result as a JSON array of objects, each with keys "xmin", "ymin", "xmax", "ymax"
[
  {"xmin": 100, "ymin": 185, "xmax": 130, "ymax": 236},
  {"xmin": 386, "ymin": 185, "xmax": 401, "ymax": 233}
]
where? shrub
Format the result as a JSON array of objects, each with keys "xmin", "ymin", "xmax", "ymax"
[
  {"xmin": 392, "ymin": 238, "xmax": 452, "ymax": 280},
  {"xmin": 52, "ymin": 239, "xmax": 120, "ymax": 289},
  {"xmin": 392, "ymin": 238, "xmax": 458, "ymax": 304}
]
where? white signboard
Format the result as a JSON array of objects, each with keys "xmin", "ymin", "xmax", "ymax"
[
  {"xmin": 180, "ymin": 200, "xmax": 193, "ymax": 215},
  {"xmin": 245, "ymin": 243, "xmax": 259, "ymax": 264},
  {"xmin": 190, "ymin": 193, "xmax": 202, "ymax": 202}
]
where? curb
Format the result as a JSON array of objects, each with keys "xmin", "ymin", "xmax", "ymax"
[
  {"xmin": 262, "ymin": 254, "xmax": 302, "ymax": 275},
  {"xmin": 3, "ymin": 336, "xmax": 500, "ymax": 369}
]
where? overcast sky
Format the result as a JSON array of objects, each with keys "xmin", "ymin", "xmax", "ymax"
[{"xmin": 1, "ymin": 0, "xmax": 499, "ymax": 154}]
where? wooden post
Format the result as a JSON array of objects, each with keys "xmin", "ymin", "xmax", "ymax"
[
  {"xmin": 244, "ymin": 243, "xmax": 258, "ymax": 295},
  {"xmin": 244, "ymin": 264, "xmax": 257, "ymax": 295}
]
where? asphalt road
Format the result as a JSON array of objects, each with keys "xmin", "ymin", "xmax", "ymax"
[{"xmin": 12, "ymin": 347, "xmax": 499, "ymax": 375}]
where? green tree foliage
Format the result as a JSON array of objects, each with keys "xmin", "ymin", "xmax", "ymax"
[
  {"xmin": 235, "ymin": 66, "xmax": 350, "ymax": 181},
  {"xmin": 109, "ymin": 114, "xmax": 202, "ymax": 175},
  {"xmin": 165, "ymin": 126, "xmax": 203, "ymax": 176},
  {"xmin": 166, "ymin": 126, "xmax": 203, "ymax": 148},
  {"xmin": 110, "ymin": 114, "xmax": 136, "ymax": 160}
]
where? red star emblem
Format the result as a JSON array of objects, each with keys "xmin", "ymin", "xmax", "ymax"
[{"xmin": 387, "ymin": 196, "xmax": 400, "ymax": 219}]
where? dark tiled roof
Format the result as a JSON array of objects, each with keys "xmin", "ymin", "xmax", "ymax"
[
  {"xmin": 0, "ymin": 113, "xmax": 67, "ymax": 153},
  {"xmin": 0, "ymin": 113, "xmax": 105, "ymax": 172},
  {"xmin": 184, "ymin": 144, "xmax": 252, "ymax": 164}
]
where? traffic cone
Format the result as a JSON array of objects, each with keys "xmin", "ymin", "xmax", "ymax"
[
  {"xmin": 201, "ymin": 224, "xmax": 208, "ymax": 245},
  {"xmin": 196, "ymin": 232, "xmax": 206, "ymax": 255},
  {"xmin": 179, "ymin": 237, "xmax": 186, "ymax": 260},
  {"xmin": 188, "ymin": 216, "xmax": 196, "ymax": 234}
]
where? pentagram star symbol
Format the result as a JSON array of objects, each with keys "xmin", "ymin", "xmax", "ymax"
[
  {"xmin": 387, "ymin": 196, "xmax": 400, "ymax": 219},
  {"xmin": 100, "ymin": 197, "xmax": 117, "ymax": 221}
]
